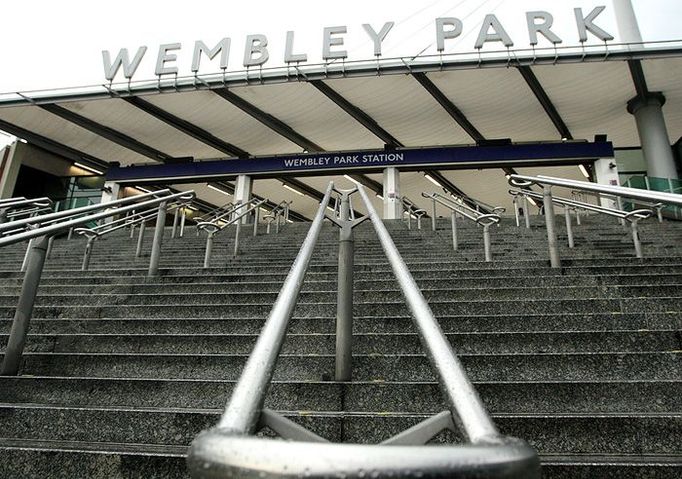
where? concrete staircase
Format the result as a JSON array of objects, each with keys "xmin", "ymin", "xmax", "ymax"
[{"xmin": 0, "ymin": 215, "xmax": 680, "ymax": 478}]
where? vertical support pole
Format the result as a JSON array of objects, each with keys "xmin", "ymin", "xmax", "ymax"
[
  {"xmin": 406, "ymin": 211, "xmax": 412, "ymax": 230},
  {"xmin": 565, "ymin": 208, "xmax": 575, "ymax": 248},
  {"xmin": 616, "ymin": 196, "xmax": 626, "ymax": 226},
  {"xmin": 135, "ymin": 221, "xmax": 146, "ymax": 258},
  {"xmin": 1, "ymin": 235, "xmax": 49, "ymax": 375},
  {"xmin": 171, "ymin": 207, "xmax": 180, "ymax": 239},
  {"xmin": 513, "ymin": 197, "xmax": 520, "ymax": 227},
  {"xmin": 180, "ymin": 209, "xmax": 187, "ymax": 237},
  {"xmin": 204, "ymin": 231, "xmax": 214, "ymax": 268},
  {"xmin": 67, "ymin": 227, "xmax": 74, "ymax": 240},
  {"xmin": 383, "ymin": 167, "xmax": 401, "ymax": 220},
  {"xmin": 234, "ymin": 175, "xmax": 253, "ymax": 224},
  {"xmin": 431, "ymin": 199, "xmax": 437, "ymax": 231},
  {"xmin": 417, "ymin": 214, "xmax": 422, "ymax": 230},
  {"xmin": 451, "ymin": 211, "xmax": 458, "ymax": 251},
  {"xmin": 46, "ymin": 236, "xmax": 55, "ymax": 259},
  {"xmin": 543, "ymin": 186, "xmax": 561, "ymax": 269},
  {"xmin": 233, "ymin": 219, "xmax": 242, "ymax": 257},
  {"xmin": 129, "ymin": 214, "xmax": 136, "ymax": 239},
  {"xmin": 576, "ymin": 207, "xmax": 582, "ymax": 226},
  {"xmin": 253, "ymin": 207, "xmax": 259, "ymax": 237},
  {"xmin": 21, "ymin": 239, "xmax": 34, "ymax": 272},
  {"xmin": 266, "ymin": 218, "xmax": 272, "ymax": 234},
  {"xmin": 82, "ymin": 236, "xmax": 96, "ymax": 271},
  {"xmin": 482, "ymin": 224, "xmax": 492, "ymax": 262},
  {"xmin": 656, "ymin": 207, "xmax": 663, "ymax": 223},
  {"xmin": 631, "ymin": 221, "xmax": 643, "ymax": 258},
  {"xmin": 148, "ymin": 201, "xmax": 167, "ymax": 276},
  {"xmin": 523, "ymin": 196, "xmax": 530, "ymax": 228},
  {"xmin": 336, "ymin": 192, "xmax": 354, "ymax": 381},
  {"xmin": 275, "ymin": 212, "xmax": 281, "ymax": 234}
]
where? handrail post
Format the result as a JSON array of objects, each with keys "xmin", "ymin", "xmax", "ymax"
[
  {"xmin": 148, "ymin": 201, "xmax": 167, "ymax": 276},
  {"xmin": 431, "ymin": 199, "xmax": 437, "ymax": 231},
  {"xmin": 20, "ymin": 239, "xmax": 34, "ymax": 272},
  {"xmin": 82, "ymin": 236, "xmax": 96, "ymax": 271},
  {"xmin": 204, "ymin": 231, "xmax": 215, "ymax": 268},
  {"xmin": 46, "ymin": 237, "xmax": 55, "ymax": 259},
  {"xmin": 336, "ymin": 191, "xmax": 355, "ymax": 381},
  {"xmin": 233, "ymin": 218, "xmax": 242, "ymax": 257},
  {"xmin": 180, "ymin": 208, "xmax": 187, "ymax": 237},
  {"xmin": 483, "ymin": 224, "xmax": 492, "ymax": 262},
  {"xmin": 135, "ymin": 221, "xmax": 146, "ymax": 258},
  {"xmin": 513, "ymin": 197, "xmax": 520, "ymax": 227},
  {"xmin": 631, "ymin": 219, "xmax": 644, "ymax": 258},
  {"xmin": 1, "ymin": 235, "xmax": 50, "ymax": 376},
  {"xmin": 171, "ymin": 207, "xmax": 180, "ymax": 238},
  {"xmin": 543, "ymin": 186, "xmax": 561, "ymax": 268},
  {"xmin": 522, "ymin": 195, "xmax": 530, "ymax": 228},
  {"xmin": 253, "ymin": 206, "xmax": 259, "ymax": 237},
  {"xmin": 616, "ymin": 196, "xmax": 626, "ymax": 226},
  {"xmin": 275, "ymin": 211, "xmax": 281, "ymax": 234},
  {"xmin": 451, "ymin": 211, "xmax": 458, "ymax": 251},
  {"xmin": 406, "ymin": 211, "xmax": 412, "ymax": 230},
  {"xmin": 564, "ymin": 208, "xmax": 575, "ymax": 248},
  {"xmin": 575, "ymin": 207, "xmax": 582, "ymax": 225}
]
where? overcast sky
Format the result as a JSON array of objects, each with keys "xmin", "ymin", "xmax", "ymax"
[{"xmin": 0, "ymin": 0, "xmax": 680, "ymax": 147}]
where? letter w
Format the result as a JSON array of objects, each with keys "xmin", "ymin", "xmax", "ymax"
[{"xmin": 102, "ymin": 47, "xmax": 147, "ymax": 81}]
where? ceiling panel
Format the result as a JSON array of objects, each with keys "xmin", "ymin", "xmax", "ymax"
[
  {"xmin": 428, "ymin": 69, "xmax": 559, "ymax": 142},
  {"xmin": 532, "ymin": 62, "xmax": 639, "ymax": 147},
  {"xmin": 145, "ymin": 90, "xmax": 302, "ymax": 157},
  {"xmin": 60, "ymin": 98, "xmax": 226, "ymax": 159},
  {"xmin": 229, "ymin": 82, "xmax": 384, "ymax": 152},
  {"xmin": 0, "ymin": 105, "xmax": 152, "ymax": 166},
  {"xmin": 323, "ymin": 75, "xmax": 472, "ymax": 147}
]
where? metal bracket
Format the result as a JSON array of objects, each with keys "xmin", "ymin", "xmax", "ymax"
[
  {"xmin": 258, "ymin": 409, "xmax": 329, "ymax": 443},
  {"xmin": 381, "ymin": 411, "xmax": 456, "ymax": 446}
]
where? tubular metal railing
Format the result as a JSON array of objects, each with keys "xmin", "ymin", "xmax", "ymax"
[
  {"xmin": 422, "ymin": 191, "xmax": 501, "ymax": 262},
  {"xmin": 0, "ymin": 189, "xmax": 195, "ymax": 376},
  {"xmin": 187, "ymin": 181, "xmax": 539, "ymax": 479},
  {"xmin": 400, "ymin": 196, "xmax": 427, "ymax": 230},
  {"xmin": 570, "ymin": 189, "xmax": 665, "ymax": 224},
  {"xmin": 510, "ymin": 188, "xmax": 652, "ymax": 258},
  {"xmin": 74, "ymin": 198, "xmax": 193, "ymax": 271},
  {"xmin": 0, "ymin": 197, "xmax": 53, "ymax": 224},
  {"xmin": 509, "ymin": 174, "xmax": 682, "ymax": 268},
  {"xmin": 263, "ymin": 201, "xmax": 291, "ymax": 234},
  {"xmin": 198, "ymin": 198, "xmax": 267, "ymax": 267}
]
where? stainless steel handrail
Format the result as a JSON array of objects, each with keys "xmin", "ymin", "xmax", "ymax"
[
  {"xmin": 508, "ymin": 174, "xmax": 669, "ymax": 267},
  {"xmin": 187, "ymin": 182, "xmax": 539, "ymax": 479},
  {"xmin": 198, "ymin": 199, "xmax": 267, "ymax": 266},
  {"xmin": 0, "ymin": 189, "xmax": 195, "ymax": 376},
  {"xmin": 0, "ymin": 189, "xmax": 172, "ymax": 235},
  {"xmin": 510, "ymin": 187, "xmax": 653, "ymax": 258},
  {"xmin": 512, "ymin": 174, "xmax": 682, "ymax": 207},
  {"xmin": 400, "ymin": 196, "xmax": 426, "ymax": 230},
  {"xmin": 570, "ymin": 189, "xmax": 665, "ymax": 223},
  {"xmin": 263, "ymin": 200, "xmax": 292, "ymax": 234},
  {"xmin": 74, "ymin": 199, "xmax": 192, "ymax": 271},
  {"xmin": 0, "ymin": 197, "xmax": 53, "ymax": 223},
  {"xmin": 422, "ymin": 192, "xmax": 500, "ymax": 262}
]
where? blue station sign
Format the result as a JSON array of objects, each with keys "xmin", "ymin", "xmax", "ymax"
[{"xmin": 106, "ymin": 142, "xmax": 614, "ymax": 183}]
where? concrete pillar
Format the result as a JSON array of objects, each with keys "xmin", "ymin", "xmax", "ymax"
[
  {"xmin": 234, "ymin": 175, "xmax": 252, "ymax": 224},
  {"xmin": 593, "ymin": 158, "xmax": 620, "ymax": 210},
  {"xmin": 383, "ymin": 167, "xmax": 401, "ymax": 220},
  {"xmin": 0, "ymin": 143, "xmax": 20, "ymax": 199},
  {"xmin": 628, "ymin": 94, "xmax": 679, "ymax": 180},
  {"xmin": 100, "ymin": 182, "xmax": 121, "ymax": 224},
  {"xmin": 612, "ymin": 0, "xmax": 643, "ymax": 44}
]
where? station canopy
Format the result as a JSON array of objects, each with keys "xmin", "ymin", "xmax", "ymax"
[{"xmin": 0, "ymin": 41, "xmax": 681, "ymax": 219}]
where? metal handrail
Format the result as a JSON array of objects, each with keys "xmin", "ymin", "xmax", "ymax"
[
  {"xmin": 0, "ymin": 189, "xmax": 195, "ymax": 376},
  {"xmin": 400, "ymin": 196, "xmax": 427, "ymax": 230},
  {"xmin": 0, "ymin": 197, "xmax": 53, "ymax": 223},
  {"xmin": 0, "ymin": 196, "xmax": 26, "ymax": 205},
  {"xmin": 422, "ymin": 192, "xmax": 500, "ymax": 262},
  {"xmin": 74, "ymin": 199, "xmax": 192, "ymax": 271},
  {"xmin": 512, "ymin": 174, "xmax": 682, "ymax": 207},
  {"xmin": 198, "ymin": 199, "xmax": 267, "ymax": 266},
  {"xmin": 510, "ymin": 187, "xmax": 653, "ymax": 258},
  {"xmin": 509, "ymin": 177, "xmax": 656, "ymax": 265},
  {"xmin": 0, "ymin": 189, "xmax": 172, "ymax": 236},
  {"xmin": 263, "ymin": 200, "xmax": 292, "ymax": 234},
  {"xmin": 187, "ymin": 182, "xmax": 539, "ymax": 478},
  {"xmin": 570, "ymin": 189, "xmax": 665, "ymax": 223}
]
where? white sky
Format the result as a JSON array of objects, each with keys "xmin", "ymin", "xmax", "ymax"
[{"xmin": 0, "ymin": 0, "xmax": 680, "ymax": 147}]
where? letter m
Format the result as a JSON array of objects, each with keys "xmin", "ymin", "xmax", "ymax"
[
  {"xmin": 102, "ymin": 46, "xmax": 147, "ymax": 81},
  {"xmin": 192, "ymin": 39, "xmax": 231, "ymax": 73}
]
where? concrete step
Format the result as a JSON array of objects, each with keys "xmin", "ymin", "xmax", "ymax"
[
  {"xmin": 1, "ymin": 377, "xmax": 678, "ymax": 414},
  {"xmin": 12, "ymin": 351, "xmax": 680, "ymax": 381},
  {"xmin": 5, "ymin": 330, "xmax": 679, "ymax": 355}
]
